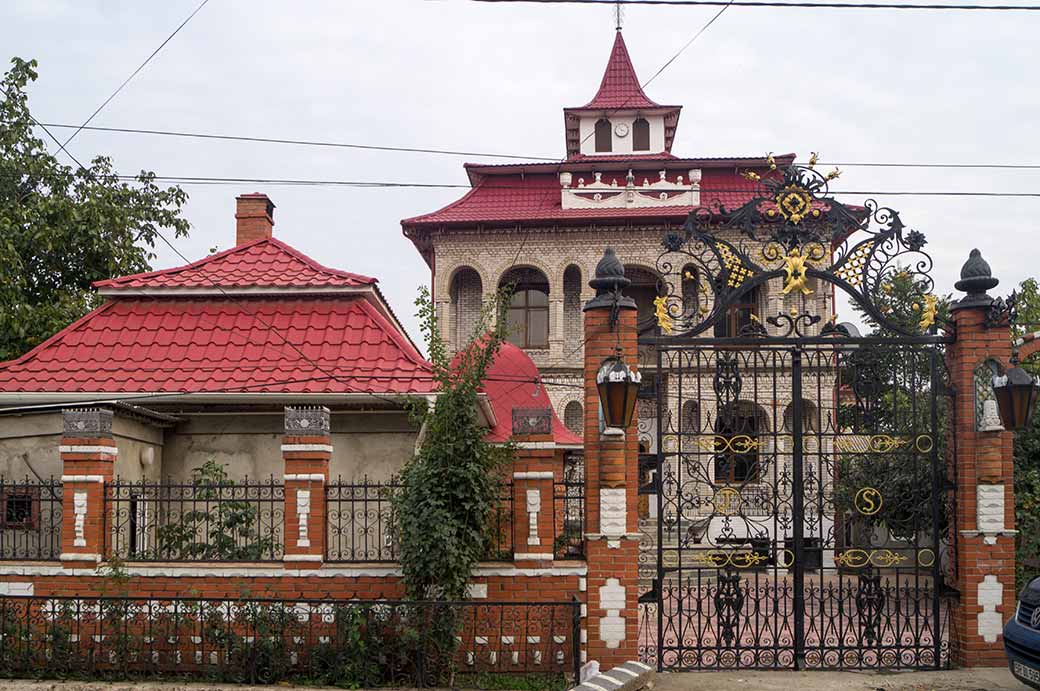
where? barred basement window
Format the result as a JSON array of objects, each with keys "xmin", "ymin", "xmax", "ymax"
[{"xmin": 1, "ymin": 490, "xmax": 38, "ymax": 529}]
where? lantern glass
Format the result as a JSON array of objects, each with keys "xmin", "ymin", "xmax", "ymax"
[
  {"xmin": 993, "ymin": 366, "xmax": 1040, "ymax": 431},
  {"xmin": 596, "ymin": 356, "xmax": 642, "ymax": 429}
]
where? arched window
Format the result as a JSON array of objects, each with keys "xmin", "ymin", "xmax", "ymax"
[
  {"xmin": 449, "ymin": 267, "xmax": 483, "ymax": 351},
  {"xmin": 564, "ymin": 265, "xmax": 582, "ymax": 345},
  {"xmin": 632, "ymin": 118, "xmax": 650, "ymax": 151},
  {"xmin": 594, "ymin": 118, "xmax": 612, "ymax": 153},
  {"xmin": 500, "ymin": 267, "xmax": 550, "ymax": 349},
  {"xmin": 714, "ymin": 401, "xmax": 768, "ymax": 484},
  {"xmin": 681, "ymin": 265, "xmax": 699, "ymax": 317},
  {"xmin": 682, "ymin": 400, "xmax": 701, "ymax": 435},
  {"xmin": 564, "ymin": 401, "xmax": 583, "ymax": 436},
  {"xmin": 783, "ymin": 399, "xmax": 818, "ymax": 433},
  {"xmin": 714, "ymin": 286, "xmax": 761, "ymax": 337}
]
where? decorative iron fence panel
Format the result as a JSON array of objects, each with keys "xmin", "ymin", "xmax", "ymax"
[
  {"xmin": 0, "ymin": 477, "xmax": 62, "ymax": 561},
  {"xmin": 106, "ymin": 478, "xmax": 285, "ymax": 562},
  {"xmin": 0, "ymin": 595, "xmax": 580, "ymax": 688},
  {"xmin": 325, "ymin": 478, "xmax": 400, "ymax": 562},
  {"xmin": 553, "ymin": 479, "xmax": 585, "ymax": 560}
]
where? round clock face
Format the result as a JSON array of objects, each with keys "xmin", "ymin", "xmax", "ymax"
[{"xmin": 614, "ymin": 122, "xmax": 630, "ymax": 137}]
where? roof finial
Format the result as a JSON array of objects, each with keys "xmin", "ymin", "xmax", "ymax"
[{"xmin": 614, "ymin": 1, "xmax": 624, "ymax": 31}]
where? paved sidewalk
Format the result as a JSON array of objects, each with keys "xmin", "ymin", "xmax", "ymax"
[{"xmin": 654, "ymin": 668, "xmax": 1025, "ymax": 691}]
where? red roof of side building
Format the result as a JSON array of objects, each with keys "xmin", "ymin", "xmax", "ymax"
[
  {"xmin": 94, "ymin": 237, "xmax": 375, "ymax": 292},
  {"xmin": 0, "ymin": 297, "xmax": 435, "ymax": 395},
  {"xmin": 482, "ymin": 342, "xmax": 582, "ymax": 446}
]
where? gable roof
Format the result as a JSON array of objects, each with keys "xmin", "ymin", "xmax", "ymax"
[
  {"xmin": 0, "ymin": 296, "xmax": 435, "ymax": 397},
  {"xmin": 94, "ymin": 237, "xmax": 376, "ymax": 293}
]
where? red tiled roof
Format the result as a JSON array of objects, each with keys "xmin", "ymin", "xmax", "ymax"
[
  {"xmin": 482, "ymin": 342, "xmax": 582, "ymax": 446},
  {"xmin": 0, "ymin": 297, "xmax": 434, "ymax": 395},
  {"xmin": 580, "ymin": 31, "xmax": 662, "ymax": 110},
  {"xmin": 402, "ymin": 167, "xmax": 771, "ymax": 228},
  {"xmin": 95, "ymin": 238, "xmax": 376, "ymax": 291}
]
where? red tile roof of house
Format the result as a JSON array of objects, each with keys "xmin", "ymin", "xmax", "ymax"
[
  {"xmin": 579, "ymin": 31, "xmax": 666, "ymax": 111},
  {"xmin": 94, "ymin": 237, "xmax": 376, "ymax": 291},
  {"xmin": 0, "ymin": 297, "xmax": 435, "ymax": 395},
  {"xmin": 482, "ymin": 342, "xmax": 583, "ymax": 446}
]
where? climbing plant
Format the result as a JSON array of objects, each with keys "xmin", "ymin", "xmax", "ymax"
[{"xmin": 394, "ymin": 285, "xmax": 514, "ymax": 601}]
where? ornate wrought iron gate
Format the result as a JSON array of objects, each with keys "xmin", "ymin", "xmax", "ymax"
[{"xmin": 636, "ymin": 161, "xmax": 953, "ymax": 671}]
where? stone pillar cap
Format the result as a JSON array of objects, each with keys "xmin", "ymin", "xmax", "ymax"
[
  {"xmin": 953, "ymin": 248, "xmax": 999, "ymax": 310},
  {"xmin": 62, "ymin": 408, "xmax": 113, "ymax": 438},
  {"xmin": 285, "ymin": 406, "xmax": 331, "ymax": 435},
  {"xmin": 584, "ymin": 247, "xmax": 637, "ymax": 312}
]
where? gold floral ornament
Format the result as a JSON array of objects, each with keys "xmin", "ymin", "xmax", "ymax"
[
  {"xmin": 742, "ymin": 170, "xmax": 761, "ymax": 182},
  {"xmin": 808, "ymin": 151, "xmax": 819, "ymax": 169},
  {"xmin": 917, "ymin": 293, "xmax": 938, "ymax": 331},
  {"xmin": 654, "ymin": 295, "xmax": 674, "ymax": 334},
  {"xmin": 775, "ymin": 183, "xmax": 814, "ymax": 224},
  {"xmin": 782, "ymin": 248, "xmax": 813, "ymax": 296}
]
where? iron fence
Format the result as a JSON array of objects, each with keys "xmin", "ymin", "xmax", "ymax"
[
  {"xmin": 105, "ymin": 478, "xmax": 284, "ymax": 562},
  {"xmin": 0, "ymin": 477, "xmax": 62, "ymax": 561},
  {"xmin": 325, "ymin": 477, "xmax": 399, "ymax": 562},
  {"xmin": 0, "ymin": 595, "xmax": 580, "ymax": 688},
  {"xmin": 553, "ymin": 479, "xmax": 584, "ymax": 559}
]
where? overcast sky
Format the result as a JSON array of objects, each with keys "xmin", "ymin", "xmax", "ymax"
[{"xmin": 3, "ymin": 0, "xmax": 1039, "ymax": 340}]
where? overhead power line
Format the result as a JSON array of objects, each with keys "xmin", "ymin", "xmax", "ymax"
[
  {"xmin": 470, "ymin": 0, "xmax": 1040, "ymax": 11},
  {"xmin": 60, "ymin": 0, "xmax": 211, "ymax": 150},
  {"xmin": 35, "ymin": 123, "xmax": 1040, "ymax": 171}
]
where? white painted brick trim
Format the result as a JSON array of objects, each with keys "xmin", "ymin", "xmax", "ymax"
[
  {"xmin": 283, "ymin": 555, "xmax": 323, "ymax": 562},
  {"xmin": 61, "ymin": 475, "xmax": 105, "ymax": 483},
  {"xmin": 60, "ymin": 553, "xmax": 101, "ymax": 562},
  {"xmin": 513, "ymin": 471, "xmax": 555, "ymax": 479},
  {"xmin": 281, "ymin": 444, "xmax": 333, "ymax": 453},
  {"xmin": 284, "ymin": 473, "xmax": 326, "ymax": 482},
  {"xmin": 59, "ymin": 445, "xmax": 117, "ymax": 455},
  {"xmin": 514, "ymin": 441, "xmax": 556, "ymax": 450},
  {"xmin": 514, "ymin": 553, "xmax": 554, "ymax": 561},
  {"xmin": 2, "ymin": 563, "xmax": 587, "ymax": 578}
]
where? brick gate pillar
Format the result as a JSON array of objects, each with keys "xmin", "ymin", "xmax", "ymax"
[
  {"xmin": 947, "ymin": 249, "xmax": 1017, "ymax": 666},
  {"xmin": 582, "ymin": 248, "xmax": 640, "ymax": 668},
  {"xmin": 510, "ymin": 408, "xmax": 556, "ymax": 564},
  {"xmin": 59, "ymin": 408, "xmax": 116, "ymax": 568},
  {"xmin": 283, "ymin": 406, "xmax": 331, "ymax": 567}
]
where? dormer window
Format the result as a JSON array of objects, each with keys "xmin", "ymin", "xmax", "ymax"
[
  {"xmin": 632, "ymin": 118, "xmax": 650, "ymax": 151},
  {"xmin": 594, "ymin": 118, "xmax": 612, "ymax": 153}
]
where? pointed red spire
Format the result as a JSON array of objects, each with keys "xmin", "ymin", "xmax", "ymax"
[{"xmin": 582, "ymin": 30, "xmax": 660, "ymax": 110}]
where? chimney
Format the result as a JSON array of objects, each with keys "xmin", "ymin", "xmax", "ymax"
[{"xmin": 235, "ymin": 193, "xmax": 275, "ymax": 245}]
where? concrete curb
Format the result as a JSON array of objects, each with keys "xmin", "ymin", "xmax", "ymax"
[{"xmin": 574, "ymin": 660, "xmax": 655, "ymax": 691}]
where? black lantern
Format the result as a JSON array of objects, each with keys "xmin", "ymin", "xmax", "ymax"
[
  {"xmin": 597, "ymin": 354, "xmax": 641, "ymax": 430},
  {"xmin": 993, "ymin": 365, "xmax": 1040, "ymax": 431}
]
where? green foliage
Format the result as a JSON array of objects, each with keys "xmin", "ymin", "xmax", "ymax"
[
  {"xmin": 394, "ymin": 285, "xmax": 514, "ymax": 602},
  {"xmin": 0, "ymin": 57, "xmax": 190, "ymax": 361},
  {"xmin": 1013, "ymin": 278, "xmax": 1040, "ymax": 587},
  {"xmin": 156, "ymin": 460, "xmax": 280, "ymax": 561}
]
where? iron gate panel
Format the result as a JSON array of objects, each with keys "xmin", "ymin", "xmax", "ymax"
[{"xmin": 638, "ymin": 336, "xmax": 951, "ymax": 670}]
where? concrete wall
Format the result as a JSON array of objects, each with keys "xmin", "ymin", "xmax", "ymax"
[{"xmin": 159, "ymin": 411, "xmax": 417, "ymax": 482}]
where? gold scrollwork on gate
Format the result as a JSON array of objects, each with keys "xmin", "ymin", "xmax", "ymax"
[
  {"xmin": 835, "ymin": 548, "xmax": 908, "ymax": 569},
  {"xmin": 712, "ymin": 487, "xmax": 742, "ymax": 516},
  {"xmin": 696, "ymin": 434, "xmax": 760, "ymax": 453},
  {"xmin": 718, "ymin": 245, "xmax": 755, "ymax": 288},
  {"xmin": 692, "ymin": 550, "xmax": 769, "ymax": 569},
  {"xmin": 834, "ymin": 434, "xmax": 933, "ymax": 454},
  {"xmin": 853, "ymin": 487, "xmax": 883, "ymax": 516}
]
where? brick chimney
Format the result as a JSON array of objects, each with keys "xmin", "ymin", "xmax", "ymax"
[{"xmin": 235, "ymin": 193, "xmax": 275, "ymax": 245}]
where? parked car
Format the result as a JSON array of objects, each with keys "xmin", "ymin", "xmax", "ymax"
[{"xmin": 1005, "ymin": 576, "xmax": 1040, "ymax": 689}]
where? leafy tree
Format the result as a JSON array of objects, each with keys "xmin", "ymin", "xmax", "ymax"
[
  {"xmin": 1012, "ymin": 278, "xmax": 1040, "ymax": 587},
  {"xmin": 0, "ymin": 57, "xmax": 189, "ymax": 361},
  {"xmin": 394, "ymin": 286, "xmax": 513, "ymax": 601}
]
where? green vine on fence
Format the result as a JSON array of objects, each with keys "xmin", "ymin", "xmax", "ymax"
[{"xmin": 394, "ymin": 286, "xmax": 514, "ymax": 601}]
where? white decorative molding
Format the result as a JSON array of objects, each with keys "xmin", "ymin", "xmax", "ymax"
[
  {"xmin": 282, "ymin": 554, "xmax": 323, "ymax": 563},
  {"xmin": 3, "ymin": 562, "xmax": 587, "ymax": 578},
  {"xmin": 0, "ymin": 582, "xmax": 33, "ymax": 596},
  {"xmin": 280, "ymin": 444, "xmax": 333, "ymax": 453},
  {"xmin": 296, "ymin": 489, "xmax": 311, "ymax": 548},
  {"xmin": 284, "ymin": 473, "xmax": 325, "ymax": 482},
  {"xmin": 73, "ymin": 492, "xmax": 88, "ymax": 547},
  {"xmin": 977, "ymin": 484, "xmax": 1006, "ymax": 540},
  {"xmin": 561, "ymin": 169, "xmax": 701, "ymax": 210},
  {"xmin": 61, "ymin": 475, "xmax": 105, "ymax": 484},
  {"xmin": 978, "ymin": 400, "xmax": 1005, "ymax": 432},
  {"xmin": 466, "ymin": 583, "xmax": 488, "ymax": 599},
  {"xmin": 59, "ymin": 445, "xmax": 117, "ymax": 456},
  {"xmin": 513, "ymin": 471, "xmax": 555, "ymax": 479},
  {"xmin": 513, "ymin": 441, "xmax": 557, "ymax": 450},
  {"xmin": 977, "ymin": 574, "xmax": 1003, "ymax": 643},
  {"xmin": 513, "ymin": 552, "xmax": 554, "ymax": 561},
  {"xmin": 600, "ymin": 488, "xmax": 626, "ymax": 538},
  {"xmin": 59, "ymin": 553, "xmax": 101, "ymax": 562},
  {"xmin": 526, "ymin": 488, "xmax": 542, "ymax": 546},
  {"xmin": 598, "ymin": 578, "xmax": 626, "ymax": 649}
]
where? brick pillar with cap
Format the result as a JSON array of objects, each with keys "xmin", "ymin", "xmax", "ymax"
[
  {"xmin": 510, "ymin": 408, "xmax": 557, "ymax": 565},
  {"xmin": 60, "ymin": 408, "xmax": 116, "ymax": 568},
  {"xmin": 582, "ymin": 248, "xmax": 640, "ymax": 669},
  {"xmin": 283, "ymin": 406, "xmax": 331, "ymax": 567},
  {"xmin": 947, "ymin": 249, "xmax": 1017, "ymax": 666}
]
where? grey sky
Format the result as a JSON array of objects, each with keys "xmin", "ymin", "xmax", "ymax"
[{"xmin": 3, "ymin": 0, "xmax": 1039, "ymax": 340}]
